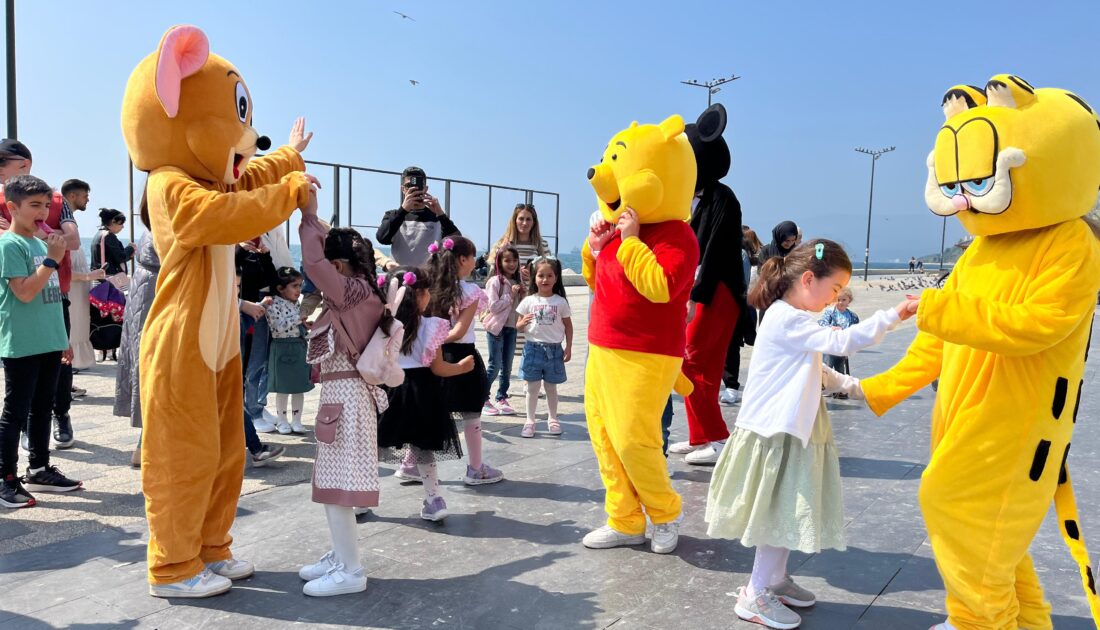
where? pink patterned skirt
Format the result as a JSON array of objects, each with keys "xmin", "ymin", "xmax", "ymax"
[{"xmin": 311, "ymin": 353, "xmax": 384, "ymax": 507}]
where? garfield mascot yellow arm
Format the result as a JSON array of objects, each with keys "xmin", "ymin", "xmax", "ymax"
[
  {"xmin": 121, "ymin": 25, "xmax": 311, "ymax": 587},
  {"xmin": 862, "ymin": 75, "xmax": 1100, "ymax": 630},
  {"xmin": 581, "ymin": 116, "xmax": 699, "ymax": 536}
]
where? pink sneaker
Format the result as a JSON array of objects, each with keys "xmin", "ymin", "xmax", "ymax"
[
  {"xmin": 482, "ymin": 401, "xmax": 500, "ymax": 417},
  {"xmin": 495, "ymin": 400, "xmax": 516, "ymax": 415}
]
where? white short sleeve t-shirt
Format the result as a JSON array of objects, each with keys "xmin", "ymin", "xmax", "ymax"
[{"xmin": 516, "ymin": 294, "xmax": 571, "ymax": 344}]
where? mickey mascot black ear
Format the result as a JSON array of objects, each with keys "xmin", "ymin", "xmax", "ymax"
[{"xmin": 695, "ymin": 103, "xmax": 727, "ymax": 143}]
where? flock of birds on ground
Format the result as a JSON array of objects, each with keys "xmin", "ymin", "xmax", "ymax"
[{"xmin": 868, "ymin": 274, "xmax": 946, "ymax": 292}]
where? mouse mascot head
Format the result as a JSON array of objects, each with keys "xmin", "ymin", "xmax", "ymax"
[
  {"xmin": 122, "ymin": 25, "xmax": 273, "ymax": 186},
  {"xmin": 685, "ymin": 103, "xmax": 730, "ymax": 192}
]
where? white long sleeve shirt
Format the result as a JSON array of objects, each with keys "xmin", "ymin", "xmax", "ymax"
[{"xmin": 735, "ymin": 299, "xmax": 901, "ymax": 446}]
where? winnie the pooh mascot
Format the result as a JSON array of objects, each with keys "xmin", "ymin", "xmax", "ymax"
[
  {"xmin": 121, "ymin": 25, "xmax": 315, "ymax": 598},
  {"xmin": 862, "ymin": 75, "xmax": 1100, "ymax": 630},
  {"xmin": 581, "ymin": 116, "xmax": 699, "ymax": 555}
]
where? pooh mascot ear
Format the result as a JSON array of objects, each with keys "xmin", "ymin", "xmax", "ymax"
[
  {"xmin": 658, "ymin": 115, "xmax": 685, "ymax": 142},
  {"xmin": 154, "ymin": 25, "xmax": 210, "ymax": 118}
]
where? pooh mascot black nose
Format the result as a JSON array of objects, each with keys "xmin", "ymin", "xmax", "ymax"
[
  {"xmin": 587, "ymin": 167, "xmax": 596, "ymax": 180},
  {"xmin": 256, "ymin": 136, "xmax": 272, "ymax": 151}
]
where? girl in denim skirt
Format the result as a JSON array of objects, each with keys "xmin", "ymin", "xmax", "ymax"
[{"xmin": 516, "ymin": 257, "xmax": 572, "ymax": 438}]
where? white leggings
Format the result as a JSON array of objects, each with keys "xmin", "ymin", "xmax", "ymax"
[
  {"xmin": 748, "ymin": 545, "xmax": 790, "ymax": 596},
  {"xmin": 324, "ymin": 504, "xmax": 362, "ymax": 572}
]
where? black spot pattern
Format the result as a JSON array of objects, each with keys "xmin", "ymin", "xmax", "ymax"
[
  {"xmin": 1087, "ymin": 321, "xmax": 1094, "ymax": 363},
  {"xmin": 1073, "ymin": 380, "xmax": 1083, "ymax": 424},
  {"xmin": 1030, "ymin": 440, "xmax": 1052, "ymax": 482},
  {"xmin": 1066, "ymin": 519, "xmax": 1081, "ymax": 540},
  {"xmin": 1089, "ymin": 566, "xmax": 1096, "ymax": 595},
  {"xmin": 1053, "ymin": 377, "xmax": 1069, "ymax": 419},
  {"xmin": 1059, "ymin": 443, "xmax": 1071, "ymax": 485},
  {"xmin": 942, "ymin": 88, "xmax": 978, "ymax": 109},
  {"xmin": 1008, "ymin": 75, "xmax": 1035, "ymax": 94},
  {"xmin": 1066, "ymin": 92, "xmax": 1094, "ymax": 115}
]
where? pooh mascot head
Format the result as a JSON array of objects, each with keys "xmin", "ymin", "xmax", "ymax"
[
  {"xmin": 587, "ymin": 115, "xmax": 697, "ymax": 225},
  {"xmin": 122, "ymin": 25, "xmax": 273, "ymax": 185},
  {"xmin": 685, "ymin": 103, "xmax": 730, "ymax": 190},
  {"xmin": 925, "ymin": 73, "xmax": 1100, "ymax": 236}
]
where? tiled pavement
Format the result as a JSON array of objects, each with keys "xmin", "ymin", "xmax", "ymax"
[{"xmin": 0, "ymin": 283, "xmax": 1096, "ymax": 629}]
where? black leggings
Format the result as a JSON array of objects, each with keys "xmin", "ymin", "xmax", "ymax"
[{"xmin": 1, "ymin": 352, "xmax": 61, "ymax": 476}]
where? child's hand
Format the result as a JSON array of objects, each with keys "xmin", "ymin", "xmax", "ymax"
[
  {"xmin": 616, "ymin": 208, "xmax": 640, "ymax": 241},
  {"xmin": 300, "ymin": 174, "xmax": 322, "ymax": 215},
  {"xmin": 289, "ymin": 116, "xmax": 314, "ymax": 152},
  {"xmin": 563, "ymin": 346, "xmax": 572, "ymax": 363},
  {"xmin": 45, "ymin": 233, "xmax": 66, "ymax": 260},
  {"xmin": 261, "ymin": 296, "xmax": 274, "ymax": 307},
  {"xmin": 241, "ymin": 301, "xmax": 265, "ymax": 319},
  {"xmin": 511, "ymin": 283, "xmax": 523, "ymax": 298},
  {"xmin": 894, "ymin": 298, "xmax": 919, "ymax": 321},
  {"xmin": 588, "ymin": 217, "xmax": 616, "ymax": 253},
  {"xmin": 457, "ymin": 356, "xmax": 475, "ymax": 374},
  {"xmin": 0, "ymin": 216, "xmax": 8, "ymax": 230},
  {"xmin": 517, "ymin": 313, "xmax": 534, "ymax": 329}
]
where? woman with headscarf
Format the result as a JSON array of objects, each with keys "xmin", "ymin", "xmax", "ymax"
[{"xmin": 757, "ymin": 220, "xmax": 799, "ymax": 264}]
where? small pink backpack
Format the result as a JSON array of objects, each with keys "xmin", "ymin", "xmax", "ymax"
[{"xmin": 357, "ymin": 277, "xmax": 405, "ymax": 387}]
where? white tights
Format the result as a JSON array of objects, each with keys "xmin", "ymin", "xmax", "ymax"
[
  {"xmin": 748, "ymin": 545, "xmax": 790, "ymax": 596},
  {"xmin": 525, "ymin": 381, "xmax": 559, "ymax": 422},
  {"xmin": 276, "ymin": 392, "xmax": 304, "ymax": 423},
  {"xmin": 324, "ymin": 504, "xmax": 362, "ymax": 572}
]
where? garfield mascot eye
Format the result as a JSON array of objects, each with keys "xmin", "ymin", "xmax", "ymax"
[{"xmin": 235, "ymin": 82, "xmax": 249, "ymax": 123}]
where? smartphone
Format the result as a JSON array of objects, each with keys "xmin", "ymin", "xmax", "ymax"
[{"xmin": 409, "ymin": 175, "xmax": 425, "ymax": 191}]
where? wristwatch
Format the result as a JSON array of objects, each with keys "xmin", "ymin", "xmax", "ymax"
[{"xmin": 41, "ymin": 258, "xmax": 59, "ymax": 270}]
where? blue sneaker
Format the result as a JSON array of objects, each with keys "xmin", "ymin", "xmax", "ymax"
[{"xmin": 420, "ymin": 496, "xmax": 449, "ymax": 522}]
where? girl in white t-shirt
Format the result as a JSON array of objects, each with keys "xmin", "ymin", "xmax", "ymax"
[
  {"xmin": 704, "ymin": 240, "xmax": 917, "ymax": 629},
  {"xmin": 516, "ymin": 257, "xmax": 572, "ymax": 438}
]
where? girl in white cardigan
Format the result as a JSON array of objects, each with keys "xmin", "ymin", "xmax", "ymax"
[{"xmin": 705, "ymin": 240, "xmax": 918, "ymax": 630}]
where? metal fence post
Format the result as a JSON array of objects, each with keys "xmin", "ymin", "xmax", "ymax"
[
  {"xmin": 331, "ymin": 165, "xmax": 341, "ymax": 227},
  {"xmin": 554, "ymin": 193, "xmax": 561, "ymax": 256},
  {"xmin": 486, "ymin": 185, "xmax": 493, "ymax": 254}
]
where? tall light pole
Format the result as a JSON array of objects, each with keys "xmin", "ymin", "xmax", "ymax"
[
  {"xmin": 5, "ymin": 0, "xmax": 15, "ymax": 139},
  {"xmin": 938, "ymin": 216, "xmax": 947, "ymax": 271},
  {"xmin": 854, "ymin": 146, "xmax": 894, "ymax": 281},
  {"xmin": 681, "ymin": 74, "xmax": 740, "ymax": 107}
]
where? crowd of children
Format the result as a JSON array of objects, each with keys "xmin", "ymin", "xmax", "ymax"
[{"xmin": 2, "ymin": 174, "xmax": 936, "ymax": 627}]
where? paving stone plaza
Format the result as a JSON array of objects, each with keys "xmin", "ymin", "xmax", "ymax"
[{"xmin": 0, "ymin": 282, "xmax": 1096, "ymax": 629}]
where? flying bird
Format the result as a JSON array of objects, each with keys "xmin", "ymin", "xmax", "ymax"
[
  {"xmin": 394, "ymin": 11, "xmax": 415, "ymax": 21},
  {"xmin": 409, "ymin": 80, "xmax": 420, "ymax": 86}
]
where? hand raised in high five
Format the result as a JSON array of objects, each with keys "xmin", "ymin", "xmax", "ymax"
[{"xmin": 289, "ymin": 117, "xmax": 314, "ymax": 153}]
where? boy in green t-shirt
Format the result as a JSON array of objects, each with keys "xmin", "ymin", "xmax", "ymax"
[{"xmin": 0, "ymin": 175, "xmax": 83, "ymax": 508}]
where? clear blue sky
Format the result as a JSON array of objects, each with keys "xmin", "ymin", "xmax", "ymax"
[{"xmin": 7, "ymin": 1, "xmax": 1100, "ymax": 261}]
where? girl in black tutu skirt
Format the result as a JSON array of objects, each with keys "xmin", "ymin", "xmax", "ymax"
[{"xmin": 377, "ymin": 267, "xmax": 474, "ymax": 521}]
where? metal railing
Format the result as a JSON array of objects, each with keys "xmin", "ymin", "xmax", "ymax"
[{"xmin": 128, "ymin": 158, "xmax": 562, "ymax": 257}]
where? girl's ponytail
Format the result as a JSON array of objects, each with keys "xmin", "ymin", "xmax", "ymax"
[{"xmin": 748, "ymin": 239, "xmax": 852, "ymax": 311}]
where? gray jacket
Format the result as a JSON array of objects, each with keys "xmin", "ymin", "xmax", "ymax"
[{"xmin": 113, "ymin": 233, "xmax": 161, "ymax": 427}]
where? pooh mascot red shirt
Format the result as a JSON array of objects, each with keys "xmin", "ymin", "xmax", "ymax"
[
  {"xmin": 680, "ymin": 103, "xmax": 745, "ymax": 456},
  {"xmin": 862, "ymin": 75, "xmax": 1100, "ymax": 629},
  {"xmin": 121, "ymin": 25, "xmax": 311, "ymax": 596},
  {"xmin": 581, "ymin": 115, "xmax": 699, "ymax": 545}
]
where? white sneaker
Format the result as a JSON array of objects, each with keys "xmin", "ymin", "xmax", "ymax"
[
  {"xmin": 667, "ymin": 440, "xmax": 702, "ymax": 455},
  {"xmin": 205, "ymin": 558, "xmax": 254, "ymax": 580},
  {"xmin": 303, "ymin": 564, "xmax": 367, "ymax": 597},
  {"xmin": 719, "ymin": 388, "xmax": 741, "ymax": 406},
  {"xmin": 290, "ymin": 419, "xmax": 306, "ymax": 434},
  {"xmin": 685, "ymin": 441, "xmax": 724, "ymax": 465},
  {"xmin": 252, "ymin": 417, "xmax": 276, "ymax": 433},
  {"xmin": 299, "ymin": 550, "xmax": 338, "ymax": 581},
  {"xmin": 149, "ymin": 568, "xmax": 232, "ymax": 599},
  {"xmin": 651, "ymin": 513, "xmax": 683, "ymax": 554},
  {"xmin": 273, "ymin": 416, "xmax": 293, "ymax": 435},
  {"xmin": 582, "ymin": 525, "xmax": 647, "ymax": 549}
]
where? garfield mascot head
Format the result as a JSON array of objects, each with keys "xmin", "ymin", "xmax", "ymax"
[
  {"xmin": 587, "ymin": 115, "xmax": 697, "ymax": 225},
  {"xmin": 925, "ymin": 73, "xmax": 1100, "ymax": 237},
  {"xmin": 121, "ymin": 25, "xmax": 272, "ymax": 186}
]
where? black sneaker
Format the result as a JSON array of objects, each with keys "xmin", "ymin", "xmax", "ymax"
[
  {"xmin": 71, "ymin": 386, "xmax": 87, "ymax": 398},
  {"xmin": 53, "ymin": 414, "xmax": 75, "ymax": 449},
  {"xmin": 22, "ymin": 465, "xmax": 83, "ymax": 493},
  {"xmin": 250, "ymin": 444, "xmax": 286, "ymax": 468},
  {"xmin": 0, "ymin": 475, "xmax": 36, "ymax": 508}
]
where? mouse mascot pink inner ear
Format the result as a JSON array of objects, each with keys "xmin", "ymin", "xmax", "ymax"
[{"xmin": 155, "ymin": 25, "xmax": 210, "ymax": 118}]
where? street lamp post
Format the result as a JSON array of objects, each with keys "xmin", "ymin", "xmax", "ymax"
[
  {"xmin": 681, "ymin": 74, "xmax": 740, "ymax": 107},
  {"xmin": 854, "ymin": 146, "xmax": 895, "ymax": 281},
  {"xmin": 938, "ymin": 216, "xmax": 947, "ymax": 271}
]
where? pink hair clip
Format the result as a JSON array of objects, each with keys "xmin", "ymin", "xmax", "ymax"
[
  {"xmin": 402, "ymin": 271, "xmax": 417, "ymax": 285},
  {"xmin": 428, "ymin": 242, "xmax": 440, "ymax": 254},
  {"xmin": 442, "ymin": 238, "xmax": 455, "ymax": 250},
  {"xmin": 377, "ymin": 276, "xmax": 387, "ymax": 288}
]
